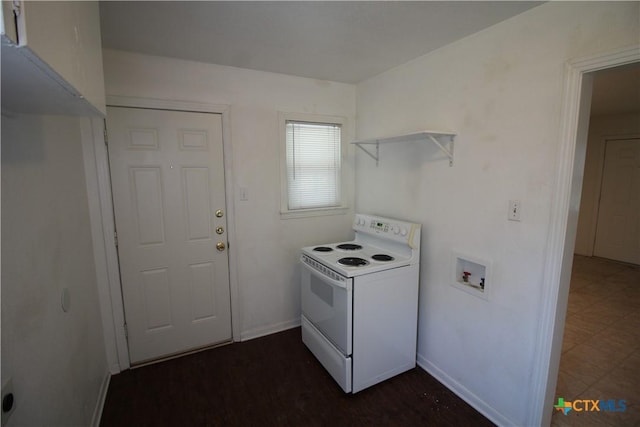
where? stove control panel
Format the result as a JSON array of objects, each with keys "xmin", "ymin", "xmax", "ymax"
[
  {"xmin": 370, "ymin": 221, "xmax": 390, "ymax": 233},
  {"xmin": 357, "ymin": 217, "xmax": 406, "ymax": 235},
  {"xmin": 354, "ymin": 214, "xmax": 420, "ymax": 248}
]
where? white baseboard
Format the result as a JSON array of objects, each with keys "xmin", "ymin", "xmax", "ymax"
[
  {"xmin": 90, "ymin": 371, "xmax": 111, "ymax": 427},
  {"xmin": 109, "ymin": 362, "xmax": 121, "ymax": 375},
  {"xmin": 416, "ymin": 353, "xmax": 515, "ymax": 427},
  {"xmin": 240, "ymin": 317, "xmax": 301, "ymax": 342}
]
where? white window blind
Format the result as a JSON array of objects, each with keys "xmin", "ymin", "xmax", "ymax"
[{"xmin": 286, "ymin": 121, "xmax": 342, "ymax": 210}]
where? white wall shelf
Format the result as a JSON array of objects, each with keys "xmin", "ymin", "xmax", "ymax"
[{"xmin": 351, "ymin": 130, "xmax": 456, "ymax": 166}]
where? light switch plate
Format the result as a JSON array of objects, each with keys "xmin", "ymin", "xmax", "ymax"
[{"xmin": 239, "ymin": 186, "xmax": 249, "ymax": 201}]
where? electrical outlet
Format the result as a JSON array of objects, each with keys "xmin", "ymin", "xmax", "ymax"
[
  {"xmin": 1, "ymin": 378, "xmax": 15, "ymax": 426},
  {"xmin": 508, "ymin": 200, "xmax": 521, "ymax": 221}
]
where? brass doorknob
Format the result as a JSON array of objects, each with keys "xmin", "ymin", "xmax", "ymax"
[
  {"xmin": 216, "ymin": 226, "xmax": 224, "ymax": 235},
  {"xmin": 215, "ymin": 209, "xmax": 224, "ymax": 218},
  {"xmin": 216, "ymin": 242, "xmax": 226, "ymax": 251}
]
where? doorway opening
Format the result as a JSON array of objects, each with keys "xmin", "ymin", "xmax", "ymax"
[
  {"xmin": 527, "ymin": 46, "xmax": 639, "ymax": 427},
  {"xmin": 550, "ymin": 60, "xmax": 640, "ymax": 425}
]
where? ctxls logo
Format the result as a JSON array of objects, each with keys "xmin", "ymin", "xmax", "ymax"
[{"xmin": 554, "ymin": 397, "xmax": 627, "ymax": 415}]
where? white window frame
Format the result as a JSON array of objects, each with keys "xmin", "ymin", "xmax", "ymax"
[{"xmin": 279, "ymin": 112, "xmax": 348, "ymax": 219}]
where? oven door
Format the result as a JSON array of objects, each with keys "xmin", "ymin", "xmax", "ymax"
[{"xmin": 300, "ymin": 260, "xmax": 352, "ymax": 355}]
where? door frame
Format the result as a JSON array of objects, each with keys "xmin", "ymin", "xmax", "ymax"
[
  {"xmin": 81, "ymin": 96, "xmax": 241, "ymax": 372},
  {"xmin": 527, "ymin": 45, "xmax": 640, "ymax": 426}
]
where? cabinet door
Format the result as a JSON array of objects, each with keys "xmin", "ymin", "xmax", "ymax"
[
  {"xmin": 17, "ymin": 1, "xmax": 106, "ymax": 114},
  {"xmin": 1, "ymin": 1, "xmax": 18, "ymax": 43}
]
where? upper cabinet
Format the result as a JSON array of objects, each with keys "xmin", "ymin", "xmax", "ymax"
[{"xmin": 1, "ymin": 1, "xmax": 106, "ymax": 116}]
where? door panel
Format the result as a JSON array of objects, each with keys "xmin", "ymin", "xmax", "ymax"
[
  {"xmin": 130, "ymin": 167, "xmax": 165, "ymax": 245},
  {"xmin": 594, "ymin": 138, "xmax": 640, "ymax": 265},
  {"xmin": 183, "ymin": 167, "xmax": 212, "ymax": 241},
  {"xmin": 107, "ymin": 107, "xmax": 231, "ymax": 364}
]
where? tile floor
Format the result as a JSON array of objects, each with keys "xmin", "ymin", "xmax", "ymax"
[{"xmin": 552, "ymin": 255, "xmax": 640, "ymax": 427}]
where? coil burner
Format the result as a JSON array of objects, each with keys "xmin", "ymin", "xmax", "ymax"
[
  {"xmin": 338, "ymin": 257, "xmax": 369, "ymax": 267},
  {"xmin": 336, "ymin": 243, "xmax": 363, "ymax": 251}
]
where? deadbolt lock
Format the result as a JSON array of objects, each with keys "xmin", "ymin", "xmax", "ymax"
[
  {"xmin": 216, "ymin": 226, "xmax": 224, "ymax": 235},
  {"xmin": 216, "ymin": 242, "xmax": 226, "ymax": 251},
  {"xmin": 215, "ymin": 209, "xmax": 224, "ymax": 218}
]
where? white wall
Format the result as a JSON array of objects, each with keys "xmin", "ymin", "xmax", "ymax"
[
  {"xmin": 575, "ymin": 112, "xmax": 640, "ymax": 256},
  {"xmin": 102, "ymin": 50, "xmax": 357, "ymax": 339},
  {"xmin": 1, "ymin": 114, "xmax": 108, "ymax": 425},
  {"xmin": 355, "ymin": 2, "xmax": 639, "ymax": 425}
]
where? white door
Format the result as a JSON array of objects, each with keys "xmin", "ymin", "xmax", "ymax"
[
  {"xmin": 594, "ymin": 138, "xmax": 640, "ymax": 265},
  {"xmin": 107, "ymin": 107, "xmax": 232, "ymax": 364}
]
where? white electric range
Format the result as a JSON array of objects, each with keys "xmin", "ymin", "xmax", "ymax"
[{"xmin": 300, "ymin": 214, "xmax": 421, "ymax": 393}]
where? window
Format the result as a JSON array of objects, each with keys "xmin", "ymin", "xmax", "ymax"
[
  {"xmin": 280, "ymin": 112, "xmax": 347, "ymax": 218},
  {"xmin": 286, "ymin": 121, "xmax": 341, "ymax": 209}
]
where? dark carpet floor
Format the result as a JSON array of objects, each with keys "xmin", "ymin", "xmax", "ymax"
[{"xmin": 100, "ymin": 327, "xmax": 494, "ymax": 426}]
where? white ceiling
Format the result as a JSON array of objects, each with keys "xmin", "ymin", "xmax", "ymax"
[
  {"xmin": 99, "ymin": 1, "xmax": 639, "ymax": 116},
  {"xmin": 99, "ymin": 1, "xmax": 542, "ymax": 84}
]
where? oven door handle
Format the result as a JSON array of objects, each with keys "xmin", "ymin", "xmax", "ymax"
[{"xmin": 302, "ymin": 262, "xmax": 348, "ymax": 290}]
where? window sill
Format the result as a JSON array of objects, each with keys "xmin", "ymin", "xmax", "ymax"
[{"xmin": 280, "ymin": 206, "xmax": 349, "ymax": 220}]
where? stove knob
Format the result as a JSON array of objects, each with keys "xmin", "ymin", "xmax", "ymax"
[
  {"xmin": 393, "ymin": 225, "xmax": 400, "ymax": 235},
  {"xmin": 401, "ymin": 228, "xmax": 408, "ymax": 236}
]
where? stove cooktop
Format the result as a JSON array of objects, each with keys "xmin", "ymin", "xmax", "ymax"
[
  {"xmin": 302, "ymin": 240, "xmax": 413, "ymax": 277},
  {"xmin": 302, "ymin": 214, "xmax": 421, "ymax": 278}
]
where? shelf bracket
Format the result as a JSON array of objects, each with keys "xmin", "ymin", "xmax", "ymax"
[
  {"xmin": 426, "ymin": 134, "xmax": 454, "ymax": 167},
  {"xmin": 352, "ymin": 131, "xmax": 455, "ymax": 167},
  {"xmin": 353, "ymin": 141, "xmax": 380, "ymax": 166}
]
